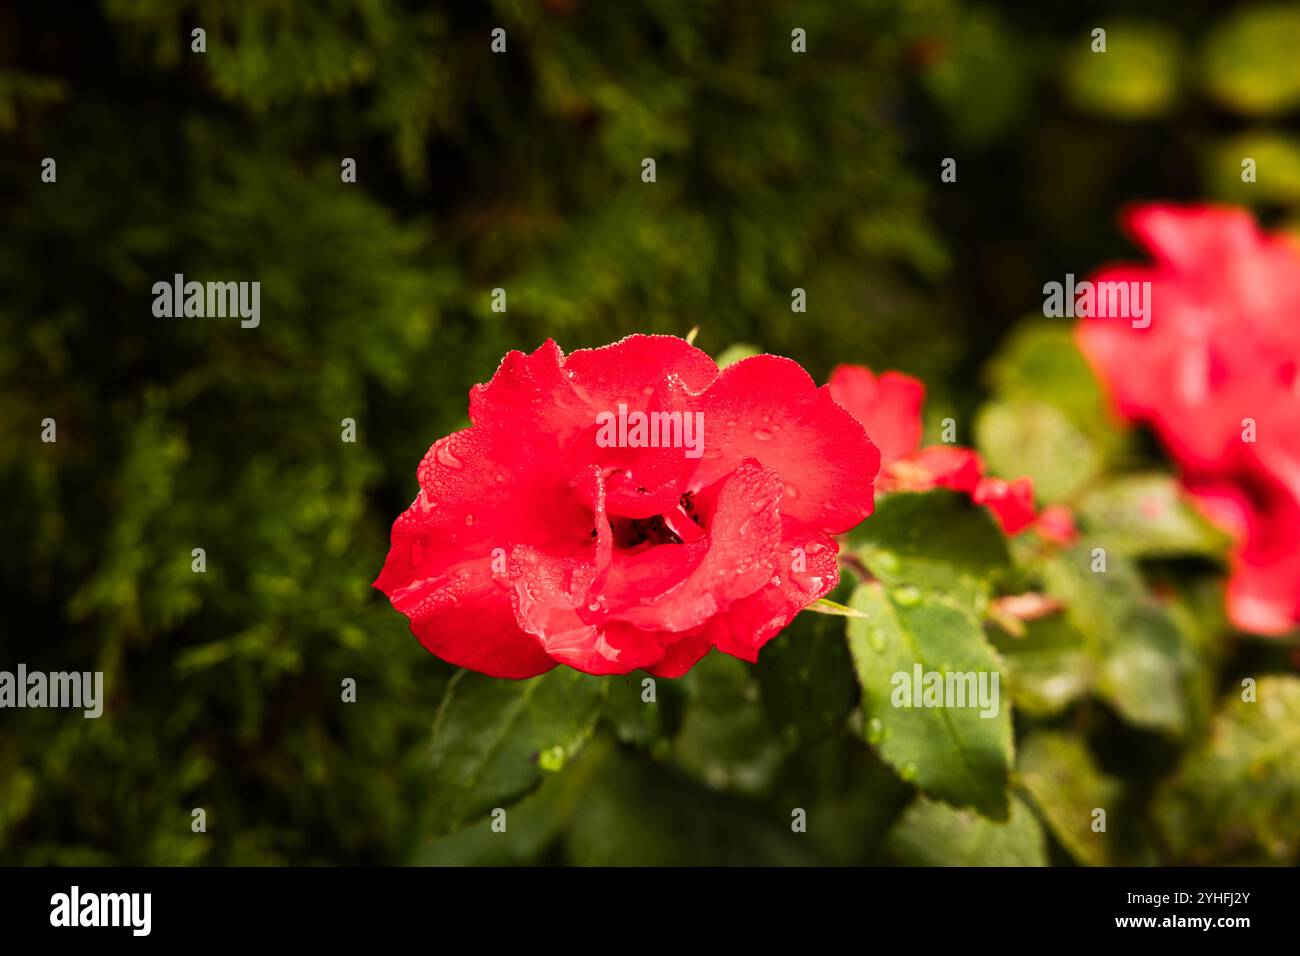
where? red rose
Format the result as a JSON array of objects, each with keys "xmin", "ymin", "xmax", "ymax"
[
  {"xmin": 375, "ymin": 335, "xmax": 880, "ymax": 678},
  {"xmin": 828, "ymin": 365, "xmax": 1037, "ymax": 534},
  {"xmin": 1076, "ymin": 204, "xmax": 1300, "ymax": 473},
  {"xmin": 1076, "ymin": 204, "xmax": 1300, "ymax": 634}
]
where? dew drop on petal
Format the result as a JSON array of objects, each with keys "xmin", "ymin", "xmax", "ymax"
[
  {"xmin": 435, "ymin": 440, "xmax": 463, "ymax": 470},
  {"xmin": 752, "ymin": 428, "xmax": 774, "ymax": 441}
]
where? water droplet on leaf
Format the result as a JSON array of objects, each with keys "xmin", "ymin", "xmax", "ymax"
[
  {"xmin": 866, "ymin": 717, "xmax": 885, "ymax": 745},
  {"xmin": 891, "ymin": 585, "xmax": 921, "ymax": 607},
  {"xmin": 538, "ymin": 746, "xmax": 566, "ymax": 773},
  {"xmin": 435, "ymin": 441, "xmax": 463, "ymax": 470}
]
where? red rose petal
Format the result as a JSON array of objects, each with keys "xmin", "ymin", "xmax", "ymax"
[
  {"xmin": 973, "ymin": 476, "xmax": 1037, "ymax": 534},
  {"xmin": 881, "ymin": 445, "xmax": 984, "ymax": 494},
  {"xmin": 693, "ymin": 354, "xmax": 879, "ymax": 532},
  {"xmin": 709, "ymin": 522, "xmax": 840, "ymax": 663},
  {"xmin": 828, "ymin": 365, "xmax": 925, "ymax": 467}
]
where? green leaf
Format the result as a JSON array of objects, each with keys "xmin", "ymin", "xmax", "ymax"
[
  {"xmin": 805, "ymin": 597, "xmax": 870, "ymax": 618},
  {"xmin": 775, "ymin": 737, "xmax": 914, "ymax": 865},
  {"xmin": 847, "ymin": 582, "xmax": 1013, "ymax": 819},
  {"xmin": 1017, "ymin": 732, "xmax": 1120, "ymax": 867},
  {"xmin": 427, "ymin": 668, "xmax": 606, "ymax": 832},
  {"xmin": 991, "ymin": 612, "xmax": 1095, "ymax": 718},
  {"xmin": 564, "ymin": 744, "xmax": 823, "ymax": 866},
  {"xmin": 1203, "ymin": 4, "xmax": 1300, "ymax": 116},
  {"xmin": 715, "ymin": 343, "xmax": 760, "ymax": 368},
  {"xmin": 1154, "ymin": 571, "xmax": 1229, "ymax": 731},
  {"xmin": 1155, "ymin": 676, "xmax": 1300, "ymax": 864},
  {"xmin": 975, "ymin": 398, "xmax": 1103, "ymax": 502},
  {"xmin": 1076, "ymin": 473, "xmax": 1230, "ymax": 559},
  {"xmin": 600, "ymin": 673, "xmax": 672, "ymax": 751},
  {"xmin": 851, "ymin": 489, "xmax": 1011, "ymax": 608},
  {"xmin": 888, "ymin": 794, "xmax": 1048, "ymax": 866},
  {"xmin": 673, "ymin": 653, "xmax": 786, "ymax": 794},
  {"xmin": 1042, "ymin": 544, "xmax": 1192, "ymax": 735},
  {"xmin": 413, "ymin": 742, "xmax": 602, "ymax": 865},
  {"xmin": 1096, "ymin": 604, "xmax": 1191, "ymax": 734},
  {"xmin": 757, "ymin": 598, "xmax": 859, "ymax": 745},
  {"xmin": 984, "ymin": 320, "xmax": 1119, "ymax": 451}
]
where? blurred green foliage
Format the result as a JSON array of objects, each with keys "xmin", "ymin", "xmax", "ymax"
[
  {"xmin": 1064, "ymin": 19, "xmax": 1182, "ymax": 120},
  {"xmin": 2, "ymin": 1, "xmax": 1298, "ymax": 866}
]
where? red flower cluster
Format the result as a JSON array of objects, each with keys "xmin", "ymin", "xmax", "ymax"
[
  {"xmin": 828, "ymin": 365, "xmax": 1038, "ymax": 534},
  {"xmin": 375, "ymin": 335, "xmax": 879, "ymax": 678},
  {"xmin": 1077, "ymin": 204, "xmax": 1300, "ymax": 635}
]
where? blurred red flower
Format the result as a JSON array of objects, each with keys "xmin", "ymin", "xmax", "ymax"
[
  {"xmin": 375, "ymin": 335, "xmax": 879, "ymax": 678},
  {"xmin": 1077, "ymin": 204, "xmax": 1300, "ymax": 635}
]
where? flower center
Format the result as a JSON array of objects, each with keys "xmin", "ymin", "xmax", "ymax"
[
  {"xmin": 607, "ymin": 494, "xmax": 705, "ymax": 549},
  {"xmin": 610, "ymin": 514, "xmax": 681, "ymax": 548}
]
